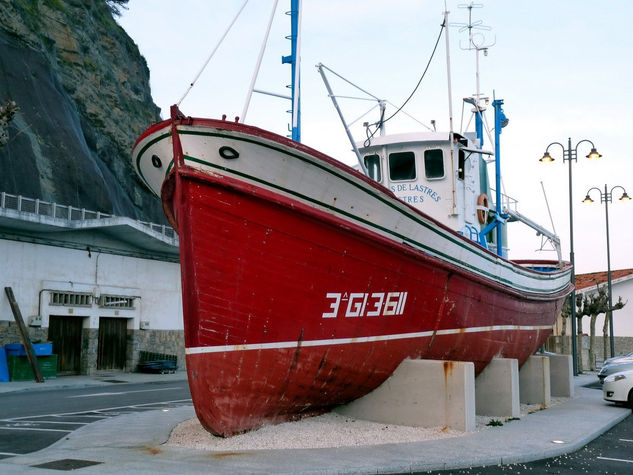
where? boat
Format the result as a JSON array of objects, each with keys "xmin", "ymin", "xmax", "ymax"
[{"xmin": 131, "ymin": 2, "xmax": 572, "ymax": 437}]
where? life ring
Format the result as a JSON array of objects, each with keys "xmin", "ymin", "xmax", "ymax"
[{"xmin": 477, "ymin": 193, "xmax": 489, "ymax": 224}]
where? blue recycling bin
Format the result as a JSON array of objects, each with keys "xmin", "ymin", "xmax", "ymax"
[{"xmin": 0, "ymin": 347, "xmax": 9, "ymax": 382}]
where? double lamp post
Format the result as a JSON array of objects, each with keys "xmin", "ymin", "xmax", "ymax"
[
  {"xmin": 582, "ymin": 184, "xmax": 630, "ymax": 358},
  {"xmin": 540, "ymin": 139, "xmax": 630, "ymax": 374}
]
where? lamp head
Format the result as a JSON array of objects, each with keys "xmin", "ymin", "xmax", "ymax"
[
  {"xmin": 539, "ymin": 151, "xmax": 554, "ymax": 163},
  {"xmin": 582, "ymin": 194, "xmax": 594, "ymax": 204},
  {"xmin": 586, "ymin": 147, "xmax": 602, "ymax": 159},
  {"xmin": 620, "ymin": 191, "xmax": 631, "ymax": 201}
]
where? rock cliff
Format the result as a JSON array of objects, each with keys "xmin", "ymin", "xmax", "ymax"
[{"xmin": 0, "ymin": 0, "xmax": 165, "ymax": 222}]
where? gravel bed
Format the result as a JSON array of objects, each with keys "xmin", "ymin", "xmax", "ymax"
[{"xmin": 167, "ymin": 397, "xmax": 568, "ymax": 451}]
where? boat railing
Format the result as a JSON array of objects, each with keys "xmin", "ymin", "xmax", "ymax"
[
  {"xmin": 489, "ymin": 188, "xmax": 518, "ymax": 213},
  {"xmin": 0, "ymin": 191, "xmax": 177, "ymax": 240}
]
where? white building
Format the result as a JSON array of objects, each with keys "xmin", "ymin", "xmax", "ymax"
[
  {"xmin": 576, "ymin": 269, "xmax": 633, "ymax": 339},
  {"xmin": 549, "ymin": 268, "xmax": 633, "ymax": 365},
  {"xmin": 0, "ymin": 192, "xmax": 183, "ymax": 375}
]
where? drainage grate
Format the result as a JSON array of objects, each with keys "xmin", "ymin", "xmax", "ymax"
[
  {"xmin": 100, "ymin": 379, "xmax": 127, "ymax": 384},
  {"xmin": 31, "ymin": 459, "xmax": 102, "ymax": 470}
]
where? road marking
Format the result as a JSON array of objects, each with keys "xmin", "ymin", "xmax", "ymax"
[
  {"xmin": 0, "ymin": 426, "xmax": 71, "ymax": 433},
  {"xmin": 597, "ymin": 456, "xmax": 633, "ymax": 464},
  {"xmin": 7, "ymin": 420, "xmax": 88, "ymax": 426},
  {"xmin": 0, "ymin": 451, "xmax": 19, "ymax": 456},
  {"xmin": 68, "ymin": 387, "xmax": 181, "ymax": 398},
  {"xmin": 620, "ymin": 439, "xmax": 633, "ymax": 443},
  {"xmin": 4, "ymin": 399, "xmax": 192, "ymax": 421}
]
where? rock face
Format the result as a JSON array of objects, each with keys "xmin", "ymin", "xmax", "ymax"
[{"xmin": 0, "ymin": 0, "xmax": 165, "ymax": 222}]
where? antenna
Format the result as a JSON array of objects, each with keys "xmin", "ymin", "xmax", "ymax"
[{"xmin": 452, "ymin": 3, "xmax": 495, "ymax": 111}]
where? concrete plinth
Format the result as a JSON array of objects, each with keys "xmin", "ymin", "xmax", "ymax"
[
  {"xmin": 336, "ymin": 358, "xmax": 476, "ymax": 432},
  {"xmin": 475, "ymin": 358, "xmax": 520, "ymax": 418},
  {"xmin": 547, "ymin": 353, "xmax": 574, "ymax": 397},
  {"xmin": 519, "ymin": 355, "xmax": 551, "ymax": 406}
]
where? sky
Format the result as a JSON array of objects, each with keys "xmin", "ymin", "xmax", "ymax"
[{"xmin": 118, "ymin": 0, "xmax": 633, "ymax": 275}]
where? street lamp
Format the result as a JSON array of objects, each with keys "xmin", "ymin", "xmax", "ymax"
[
  {"xmin": 582, "ymin": 184, "xmax": 630, "ymax": 358},
  {"xmin": 540, "ymin": 138, "xmax": 602, "ymax": 375}
]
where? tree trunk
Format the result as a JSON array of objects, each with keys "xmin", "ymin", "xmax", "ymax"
[
  {"xmin": 589, "ymin": 314, "xmax": 597, "ymax": 371},
  {"xmin": 577, "ymin": 316, "xmax": 584, "ymax": 373}
]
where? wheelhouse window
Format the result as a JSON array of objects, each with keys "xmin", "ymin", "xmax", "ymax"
[
  {"xmin": 389, "ymin": 151, "xmax": 416, "ymax": 181},
  {"xmin": 364, "ymin": 154, "xmax": 382, "ymax": 182},
  {"xmin": 424, "ymin": 149, "xmax": 445, "ymax": 179}
]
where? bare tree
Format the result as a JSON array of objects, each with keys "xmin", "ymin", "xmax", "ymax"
[
  {"xmin": 577, "ymin": 284, "xmax": 626, "ymax": 370},
  {"xmin": 560, "ymin": 296, "xmax": 572, "ymax": 355},
  {"xmin": 602, "ymin": 294, "xmax": 626, "ymax": 362}
]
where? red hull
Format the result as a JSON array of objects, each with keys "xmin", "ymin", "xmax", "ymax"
[{"xmin": 168, "ymin": 165, "xmax": 567, "ymax": 436}]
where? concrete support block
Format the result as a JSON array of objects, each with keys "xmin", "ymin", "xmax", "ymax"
[
  {"xmin": 519, "ymin": 355, "xmax": 551, "ymax": 406},
  {"xmin": 336, "ymin": 358, "xmax": 476, "ymax": 432},
  {"xmin": 475, "ymin": 358, "xmax": 520, "ymax": 418},
  {"xmin": 547, "ymin": 353, "xmax": 574, "ymax": 398}
]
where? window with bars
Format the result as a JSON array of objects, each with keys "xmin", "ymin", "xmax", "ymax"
[
  {"xmin": 99, "ymin": 295, "xmax": 135, "ymax": 309},
  {"xmin": 49, "ymin": 292, "xmax": 92, "ymax": 307}
]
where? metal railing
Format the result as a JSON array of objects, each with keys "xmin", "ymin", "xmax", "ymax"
[
  {"xmin": 0, "ymin": 191, "xmax": 177, "ymax": 240},
  {"xmin": 489, "ymin": 188, "xmax": 519, "ymax": 213}
]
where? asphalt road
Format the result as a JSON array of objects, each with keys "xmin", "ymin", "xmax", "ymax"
[
  {"xmin": 424, "ymin": 413, "xmax": 633, "ymax": 474},
  {"xmin": 0, "ymin": 379, "xmax": 191, "ymax": 459}
]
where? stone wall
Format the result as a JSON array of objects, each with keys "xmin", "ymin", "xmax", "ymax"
[
  {"xmin": 127, "ymin": 329, "xmax": 186, "ymax": 372},
  {"xmin": 545, "ymin": 334, "xmax": 633, "ymax": 369},
  {"xmin": 0, "ymin": 320, "xmax": 48, "ymax": 347},
  {"xmin": 81, "ymin": 328, "xmax": 98, "ymax": 375}
]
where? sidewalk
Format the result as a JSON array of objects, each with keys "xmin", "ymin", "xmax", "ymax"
[
  {"xmin": 0, "ymin": 370, "xmax": 188, "ymax": 394},
  {"xmin": 0, "ymin": 372, "xmax": 630, "ymax": 474}
]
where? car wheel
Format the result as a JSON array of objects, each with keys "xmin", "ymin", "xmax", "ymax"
[{"xmin": 629, "ymin": 390, "xmax": 633, "ymax": 411}]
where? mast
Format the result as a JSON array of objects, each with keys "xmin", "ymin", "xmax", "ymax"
[
  {"xmin": 282, "ymin": 0, "xmax": 302, "ymax": 142},
  {"xmin": 444, "ymin": 7, "xmax": 457, "ymax": 215},
  {"xmin": 492, "ymin": 97, "xmax": 506, "ymax": 256},
  {"xmin": 443, "ymin": 8, "xmax": 454, "ymax": 135}
]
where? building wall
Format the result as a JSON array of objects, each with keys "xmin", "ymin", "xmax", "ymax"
[
  {"xmin": 551, "ymin": 276, "xmax": 633, "ymax": 342},
  {"xmin": 0, "ymin": 238, "xmax": 184, "ymax": 374},
  {"xmin": 546, "ymin": 335, "xmax": 633, "ymax": 367},
  {"xmin": 589, "ymin": 278, "xmax": 633, "ymax": 337}
]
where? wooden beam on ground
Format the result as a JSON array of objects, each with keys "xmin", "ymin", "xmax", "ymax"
[{"xmin": 4, "ymin": 287, "xmax": 44, "ymax": 383}]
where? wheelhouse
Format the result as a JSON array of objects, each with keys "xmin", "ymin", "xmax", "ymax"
[{"xmin": 358, "ymin": 131, "xmax": 501, "ymax": 250}]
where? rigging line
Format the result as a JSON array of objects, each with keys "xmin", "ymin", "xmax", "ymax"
[
  {"xmin": 364, "ymin": 22, "xmax": 445, "ymax": 146},
  {"xmin": 385, "ymin": 100, "xmax": 433, "ymax": 131},
  {"xmin": 380, "ymin": 22, "xmax": 445, "ymax": 125},
  {"xmin": 177, "ymin": 0, "xmax": 250, "ymax": 107},
  {"xmin": 541, "ymin": 181, "xmax": 557, "ymax": 235},
  {"xmin": 242, "ymin": 0, "xmax": 279, "ymax": 122},
  {"xmin": 318, "ymin": 64, "xmax": 381, "ymax": 101},
  {"xmin": 348, "ymin": 103, "xmax": 381, "ymax": 127},
  {"xmin": 330, "ymin": 95, "xmax": 378, "ymax": 102}
]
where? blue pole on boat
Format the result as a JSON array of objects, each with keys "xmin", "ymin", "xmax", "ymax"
[
  {"xmin": 282, "ymin": 0, "xmax": 301, "ymax": 142},
  {"xmin": 475, "ymin": 110, "xmax": 483, "ymax": 148},
  {"xmin": 492, "ymin": 98, "xmax": 506, "ymax": 257}
]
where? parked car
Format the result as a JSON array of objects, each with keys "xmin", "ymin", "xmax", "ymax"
[
  {"xmin": 598, "ymin": 358, "xmax": 633, "ymax": 383},
  {"xmin": 603, "ymin": 369, "xmax": 633, "ymax": 409},
  {"xmin": 603, "ymin": 351, "xmax": 633, "ymax": 366}
]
